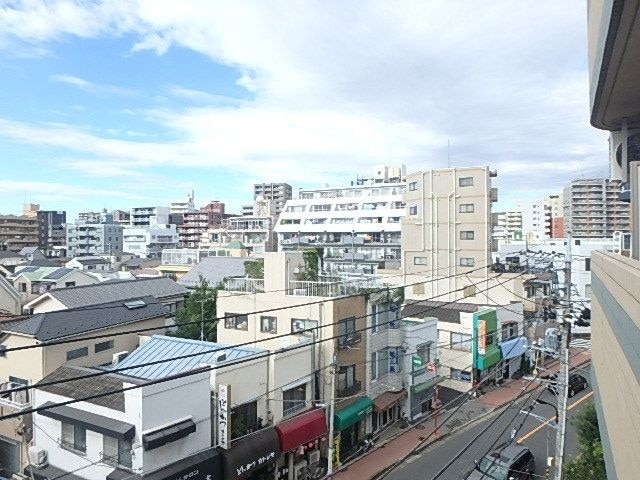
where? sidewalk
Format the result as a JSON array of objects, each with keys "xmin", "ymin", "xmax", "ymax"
[{"xmin": 330, "ymin": 349, "xmax": 591, "ymax": 480}]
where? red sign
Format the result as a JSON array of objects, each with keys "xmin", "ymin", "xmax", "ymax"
[{"xmin": 426, "ymin": 362, "xmax": 436, "ymax": 373}]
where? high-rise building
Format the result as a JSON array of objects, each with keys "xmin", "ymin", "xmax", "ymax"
[
  {"xmin": 253, "ymin": 183, "xmax": 292, "ymax": 215},
  {"xmin": 563, "ymin": 178, "xmax": 630, "ymax": 238},
  {"xmin": 123, "ymin": 224, "xmax": 179, "ymax": 258},
  {"xmin": 66, "ymin": 213, "xmax": 123, "ymax": 257},
  {"xmin": 491, "ymin": 210, "xmax": 523, "ymax": 250},
  {"xmin": 0, "ymin": 215, "xmax": 38, "ymax": 252},
  {"xmin": 36, "ymin": 210, "xmax": 66, "ymax": 256}
]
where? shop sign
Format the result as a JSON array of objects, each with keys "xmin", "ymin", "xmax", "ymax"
[
  {"xmin": 218, "ymin": 384, "xmax": 231, "ymax": 449},
  {"xmin": 478, "ymin": 320, "xmax": 487, "ymax": 355},
  {"xmin": 332, "ymin": 434, "xmax": 341, "ymax": 470},
  {"xmin": 235, "ymin": 451, "xmax": 277, "ymax": 477},
  {"xmin": 426, "ymin": 362, "xmax": 436, "ymax": 373}
]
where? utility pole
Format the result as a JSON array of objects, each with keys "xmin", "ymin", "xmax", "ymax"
[
  {"xmin": 195, "ymin": 298, "xmax": 214, "ymax": 341},
  {"xmin": 327, "ymin": 353, "xmax": 337, "ymax": 476},
  {"xmin": 554, "ymin": 234, "xmax": 572, "ymax": 480}
]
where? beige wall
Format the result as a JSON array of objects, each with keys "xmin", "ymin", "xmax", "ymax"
[
  {"xmin": 25, "ymin": 295, "xmax": 70, "ymax": 314},
  {"xmin": 591, "ymin": 251, "xmax": 640, "ymax": 480}
]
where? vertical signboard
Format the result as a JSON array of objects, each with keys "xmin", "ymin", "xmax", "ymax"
[
  {"xmin": 218, "ymin": 384, "xmax": 231, "ymax": 449},
  {"xmin": 477, "ymin": 320, "xmax": 487, "ymax": 355},
  {"xmin": 332, "ymin": 434, "xmax": 341, "ymax": 470}
]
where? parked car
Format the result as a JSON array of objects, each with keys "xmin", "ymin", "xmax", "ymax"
[
  {"xmin": 466, "ymin": 445, "xmax": 535, "ymax": 480},
  {"xmin": 547, "ymin": 373, "xmax": 588, "ymax": 397}
]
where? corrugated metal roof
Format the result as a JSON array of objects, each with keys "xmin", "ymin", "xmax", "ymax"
[
  {"xmin": 110, "ymin": 335, "xmax": 266, "ymax": 380},
  {"xmin": 178, "ymin": 257, "xmax": 248, "ymax": 288},
  {"xmin": 46, "ymin": 277, "xmax": 188, "ymax": 308}
]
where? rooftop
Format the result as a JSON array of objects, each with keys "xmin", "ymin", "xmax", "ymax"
[
  {"xmin": 402, "ymin": 300, "xmax": 484, "ymax": 323},
  {"xmin": 178, "ymin": 257, "xmax": 248, "ymax": 288}
]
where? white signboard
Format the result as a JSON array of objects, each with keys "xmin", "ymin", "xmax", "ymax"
[{"xmin": 218, "ymin": 384, "xmax": 231, "ymax": 449}]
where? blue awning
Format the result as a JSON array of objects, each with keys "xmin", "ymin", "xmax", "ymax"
[{"xmin": 498, "ymin": 337, "xmax": 528, "ymax": 360}]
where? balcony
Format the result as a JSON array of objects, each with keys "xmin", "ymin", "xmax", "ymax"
[
  {"xmin": 287, "ymin": 278, "xmax": 384, "ymax": 297},
  {"xmin": 337, "ymin": 332, "xmax": 362, "ymax": 349},
  {"xmin": 0, "ymin": 382, "xmax": 31, "ymax": 409},
  {"xmin": 338, "ymin": 381, "xmax": 362, "ymax": 397},
  {"xmin": 223, "ymin": 277, "xmax": 265, "ymax": 293}
]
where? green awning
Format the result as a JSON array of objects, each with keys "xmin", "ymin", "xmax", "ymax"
[
  {"xmin": 334, "ymin": 396, "xmax": 373, "ymax": 431},
  {"xmin": 412, "ymin": 375, "xmax": 445, "ymax": 394}
]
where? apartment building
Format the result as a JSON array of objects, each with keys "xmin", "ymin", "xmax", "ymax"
[
  {"xmin": 253, "ymin": 182, "xmax": 293, "ymax": 215},
  {"xmin": 177, "ymin": 210, "xmax": 221, "ymax": 248},
  {"xmin": 491, "ymin": 210, "xmax": 523, "ymax": 250},
  {"xmin": 36, "ymin": 210, "xmax": 66, "ymax": 256},
  {"xmin": 275, "ymin": 167, "xmax": 406, "ymax": 276},
  {"xmin": 587, "ymin": 2, "xmax": 640, "ymax": 479},
  {"xmin": 66, "ymin": 214, "xmax": 124, "ymax": 257},
  {"xmin": 0, "ymin": 215, "xmax": 38, "ymax": 252},
  {"xmin": 129, "ymin": 206, "xmax": 170, "ymax": 227},
  {"xmin": 563, "ymin": 178, "xmax": 629, "ymax": 238},
  {"xmin": 123, "ymin": 224, "xmax": 179, "ymax": 258},
  {"xmin": 170, "ymin": 190, "xmax": 196, "ymax": 215}
]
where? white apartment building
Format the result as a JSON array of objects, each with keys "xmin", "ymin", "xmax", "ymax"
[
  {"xmin": 491, "ymin": 210, "xmax": 523, "ymax": 250},
  {"xmin": 169, "ymin": 190, "xmax": 196, "ymax": 215},
  {"xmin": 275, "ymin": 166, "xmax": 407, "ymax": 276},
  {"xmin": 129, "ymin": 206, "xmax": 170, "ymax": 227},
  {"xmin": 518, "ymin": 200, "xmax": 550, "ymax": 241},
  {"xmin": 122, "ymin": 224, "xmax": 179, "ymax": 259}
]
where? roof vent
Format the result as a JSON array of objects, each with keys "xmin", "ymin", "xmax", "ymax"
[
  {"xmin": 214, "ymin": 352, "xmax": 227, "ymax": 363},
  {"xmin": 124, "ymin": 300, "xmax": 146, "ymax": 310}
]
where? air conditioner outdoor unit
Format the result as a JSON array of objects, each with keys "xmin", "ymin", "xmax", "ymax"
[
  {"xmin": 307, "ymin": 449, "xmax": 321, "ymax": 465},
  {"xmin": 112, "ymin": 351, "xmax": 129, "ymax": 365},
  {"xmin": 293, "ymin": 460, "xmax": 308, "ymax": 480},
  {"xmin": 28, "ymin": 446, "xmax": 47, "ymax": 468}
]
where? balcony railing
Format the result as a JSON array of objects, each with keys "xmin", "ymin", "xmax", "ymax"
[
  {"xmin": 287, "ymin": 279, "xmax": 384, "ymax": 297},
  {"xmin": 223, "ymin": 278, "xmax": 265, "ymax": 293},
  {"xmin": 338, "ymin": 381, "xmax": 362, "ymax": 397},
  {"xmin": 0, "ymin": 382, "xmax": 31, "ymax": 409},
  {"xmin": 337, "ymin": 332, "xmax": 362, "ymax": 349}
]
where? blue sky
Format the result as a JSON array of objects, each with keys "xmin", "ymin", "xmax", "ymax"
[{"xmin": 0, "ymin": 1, "xmax": 609, "ymax": 219}]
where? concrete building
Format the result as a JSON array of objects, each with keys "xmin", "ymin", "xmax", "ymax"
[
  {"xmin": 129, "ymin": 206, "xmax": 170, "ymax": 227},
  {"xmin": 0, "ymin": 215, "xmax": 38, "ymax": 252},
  {"xmin": 123, "ymin": 224, "xmax": 179, "ymax": 259},
  {"xmin": 36, "ymin": 210, "xmax": 66, "ymax": 256},
  {"xmin": 157, "ymin": 248, "xmax": 233, "ymax": 280},
  {"xmin": 587, "ymin": 2, "xmax": 640, "ymax": 478},
  {"xmin": 563, "ymin": 178, "xmax": 629, "ymax": 238},
  {"xmin": 66, "ymin": 214, "xmax": 124, "ymax": 257},
  {"xmin": 177, "ymin": 210, "xmax": 220, "ymax": 248},
  {"xmin": 518, "ymin": 200, "xmax": 550, "ymax": 241},
  {"xmin": 110, "ymin": 209, "xmax": 130, "ymax": 226},
  {"xmin": 276, "ymin": 167, "xmax": 406, "ymax": 276},
  {"xmin": 253, "ymin": 182, "xmax": 293, "ymax": 215},
  {"xmin": 491, "ymin": 210, "xmax": 523, "ymax": 250},
  {"xmin": 170, "ymin": 190, "xmax": 196, "ymax": 215}
]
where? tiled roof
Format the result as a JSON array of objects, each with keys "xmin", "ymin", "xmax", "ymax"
[
  {"xmin": 44, "ymin": 277, "xmax": 188, "ymax": 308},
  {"xmin": 178, "ymin": 257, "xmax": 248, "ymax": 288},
  {"xmin": 109, "ymin": 335, "xmax": 266, "ymax": 380},
  {"xmin": 402, "ymin": 300, "xmax": 482, "ymax": 324},
  {"xmin": 226, "ymin": 240, "xmax": 246, "ymax": 249},
  {"xmin": 37, "ymin": 365, "xmax": 127, "ymax": 411},
  {"xmin": 4, "ymin": 296, "xmax": 167, "ymax": 341}
]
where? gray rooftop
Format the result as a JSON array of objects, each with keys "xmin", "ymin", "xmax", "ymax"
[
  {"xmin": 73, "ymin": 256, "xmax": 109, "ymax": 265},
  {"xmin": 402, "ymin": 300, "xmax": 483, "ymax": 324},
  {"xmin": 3, "ymin": 296, "xmax": 167, "ymax": 341},
  {"xmin": 178, "ymin": 257, "xmax": 248, "ymax": 288},
  {"xmin": 108, "ymin": 335, "xmax": 266, "ymax": 380},
  {"xmin": 42, "ymin": 268, "xmax": 74, "ymax": 280},
  {"xmin": 37, "ymin": 365, "xmax": 127, "ymax": 411},
  {"xmin": 42, "ymin": 276, "xmax": 188, "ymax": 308}
]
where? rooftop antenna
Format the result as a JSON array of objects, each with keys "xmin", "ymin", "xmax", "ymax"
[{"xmin": 447, "ymin": 139, "xmax": 451, "ymax": 168}]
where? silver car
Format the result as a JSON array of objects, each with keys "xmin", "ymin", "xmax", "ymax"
[{"xmin": 466, "ymin": 444, "xmax": 535, "ymax": 480}]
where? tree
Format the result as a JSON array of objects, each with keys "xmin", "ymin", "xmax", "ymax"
[
  {"xmin": 173, "ymin": 275, "xmax": 220, "ymax": 342},
  {"xmin": 564, "ymin": 401, "xmax": 607, "ymax": 480}
]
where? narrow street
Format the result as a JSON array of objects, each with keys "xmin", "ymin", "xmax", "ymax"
[{"xmin": 383, "ymin": 365, "xmax": 593, "ymax": 480}]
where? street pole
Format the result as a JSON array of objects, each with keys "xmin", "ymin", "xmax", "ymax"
[
  {"xmin": 195, "ymin": 298, "xmax": 214, "ymax": 341},
  {"xmin": 554, "ymin": 234, "xmax": 572, "ymax": 480},
  {"xmin": 327, "ymin": 353, "xmax": 337, "ymax": 476}
]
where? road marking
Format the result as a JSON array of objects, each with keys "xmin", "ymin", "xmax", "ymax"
[{"xmin": 517, "ymin": 391, "xmax": 593, "ymax": 443}]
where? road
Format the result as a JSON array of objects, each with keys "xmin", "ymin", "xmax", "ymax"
[{"xmin": 383, "ymin": 365, "xmax": 592, "ymax": 480}]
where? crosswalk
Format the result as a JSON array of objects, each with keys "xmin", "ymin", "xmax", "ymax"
[{"xmin": 570, "ymin": 337, "xmax": 591, "ymax": 350}]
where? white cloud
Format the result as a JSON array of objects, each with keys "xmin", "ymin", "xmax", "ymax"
[
  {"xmin": 0, "ymin": 0, "xmax": 609, "ymax": 208},
  {"xmin": 167, "ymin": 85, "xmax": 245, "ymax": 105},
  {"xmin": 49, "ymin": 74, "xmax": 136, "ymax": 96}
]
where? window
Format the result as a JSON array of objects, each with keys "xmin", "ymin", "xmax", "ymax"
[
  {"xmin": 585, "ymin": 258, "xmax": 591, "ymax": 271},
  {"xmin": 459, "ymin": 257, "xmax": 475, "ymax": 267},
  {"xmin": 450, "ymin": 332, "xmax": 472, "ymax": 351},
  {"xmin": 285, "ymin": 205, "xmax": 306, "ymax": 213},
  {"xmin": 585, "ymin": 284, "xmax": 592, "ymax": 298},
  {"xmin": 371, "ymin": 350, "xmax": 388, "ymax": 380},
  {"xmin": 225, "ymin": 313, "xmax": 248, "ymax": 330},
  {"xmin": 19, "ymin": 283, "xmax": 26, "ymax": 293},
  {"xmin": 372, "ymin": 304, "xmax": 396, "ymax": 333},
  {"xmin": 280, "ymin": 219, "xmax": 301, "ymax": 225},
  {"xmin": 335, "ymin": 203, "xmax": 358, "ymax": 211},
  {"xmin": 331, "ymin": 218, "xmax": 354, "ymax": 224},
  {"xmin": 291, "ymin": 318, "xmax": 318, "ymax": 336},
  {"xmin": 414, "ymin": 256, "xmax": 428, "ymax": 265},
  {"xmin": 103, "ymin": 435, "xmax": 132, "ymax": 469},
  {"xmin": 460, "ymin": 231, "xmax": 475, "ymax": 240},
  {"xmin": 416, "ymin": 342, "xmax": 432, "ymax": 366},
  {"xmin": 459, "ymin": 177, "xmax": 474, "ymax": 187},
  {"xmin": 338, "ymin": 365, "xmax": 357, "ymax": 393},
  {"xmin": 61, "ymin": 422, "xmax": 86, "ymax": 454},
  {"xmin": 283, "ymin": 384, "xmax": 307, "ymax": 416},
  {"xmin": 408, "ymin": 181, "xmax": 418, "ymax": 191},
  {"xmin": 459, "ymin": 203, "xmax": 475, "ymax": 213},
  {"xmin": 450, "ymin": 369, "xmax": 472, "ymax": 382},
  {"xmin": 260, "ymin": 316, "xmax": 277, "ymax": 334},
  {"xmin": 501, "ymin": 322, "xmax": 518, "ymax": 341},
  {"xmin": 310, "ymin": 204, "xmax": 331, "ymax": 212},
  {"xmin": 409, "ymin": 205, "xmax": 418, "ymax": 215},
  {"xmin": 231, "ymin": 401, "xmax": 258, "ymax": 439},
  {"xmin": 65, "ymin": 281, "xmax": 76, "ymax": 287},
  {"xmin": 337, "ymin": 317, "xmax": 359, "ymax": 347},
  {"xmin": 95, "ymin": 340, "xmax": 114, "ymax": 353},
  {"xmin": 66, "ymin": 346, "xmax": 88, "ymax": 361}
]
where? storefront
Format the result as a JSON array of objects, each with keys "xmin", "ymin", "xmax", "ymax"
[
  {"xmin": 372, "ymin": 390, "xmax": 406, "ymax": 431},
  {"xmin": 497, "ymin": 336, "xmax": 528, "ymax": 380},
  {"xmin": 274, "ymin": 409, "xmax": 327, "ymax": 480},
  {"xmin": 333, "ymin": 396, "xmax": 373, "ymax": 461},
  {"xmin": 219, "ymin": 428, "xmax": 281, "ymax": 480},
  {"xmin": 472, "ymin": 309, "xmax": 501, "ymax": 385}
]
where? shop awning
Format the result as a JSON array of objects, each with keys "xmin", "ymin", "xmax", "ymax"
[
  {"xmin": 373, "ymin": 390, "xmax": 407, "ymax": 413},
  {"xmin": 219, "ymin": 427, "xmax": 281, "ymax": 480},
  {"xmin": 499, "ymin": 336, "xmax": 528, "ymax": 360},
  {"xmin": 412, "ymin": 375, "xmax": 445, "ymax": 394},
  {"xmin": 275, "ymin": 409, "xmax": 327, "ymax": 452},
  {"xmin": 334, "ymin": 396, "xmax": 373, "ymax": 431},
  {"xmin": 25, "ymin": 464, "xmax": 85, "ymax": 480},
  {"xmin": 137, "ymin": 448, "xmax": 222, "ymax": 480},
  {"xmin": 143, "ymin": 418, "xmax": 197, "ymax": 451},
  {"xmin": 37, "ymin": 401, "xmax": 135, "ymax": 440}
]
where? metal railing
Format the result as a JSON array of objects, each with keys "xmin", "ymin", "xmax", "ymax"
[
  {"xmin": 338, "ymin": 381, "xmax": 362, "ymax": 397},
  {"xmin": 223, "ymin": 278, "xmax": 265, "ymax": 293},
  {"xmin": 337, "ymin": 332, "xmax": 362, "ymax": 349},
  {"xmin": 287, "ymin": 279, "xmax": 384, "ymax": 297}
]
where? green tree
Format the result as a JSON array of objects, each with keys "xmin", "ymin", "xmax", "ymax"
[
  {"xmin": 564, "ymin": 401, "xmax": 607, "ymax": 480},
  {"xmin": 174, "ymin": 275, "xmax": 220, "ymax": 342}
]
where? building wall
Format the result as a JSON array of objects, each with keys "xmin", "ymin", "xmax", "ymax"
[
  {"xmin": 66, "ymin": 222, "xmax": 124, "ymax": 257},
  {"xmin": 12, "ymin": 270, "xmax": 99, "ymax": 304},
  {"xmin": 0, "ymin": 215, "xmax": 38, "ymax": 252},
  {"xmin": 591, "ymin": 250, "xmax": 640, "ymax": 480},
  {"xmin": 0, "ymin": 333, "xmax": 45, "ymax": 386},
  {"xmin": 0, "ymin": 277, "xmax": 21, "ymax": 314}
]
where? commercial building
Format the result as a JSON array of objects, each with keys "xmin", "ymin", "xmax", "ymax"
[
  {"xmin": 563, "ymin": 178, "xmax": 629, "ymax": 238},
  {"xmin": 36, "ymin": 210, "xmax": 66, "ymax": 256},
  {"xmin": 66, "ymin": 213, "xmax": 124, "ymax": 257},
  {"xmin": 123, "ymin": 224, "xmax": 179, "ymax": 258},
  {"xmin": 275, "ymin": 166, "xmax": 406, "ymax": 276},
  {"xmin": 0, "ymin": 215, "xmax": 38, "ymax": 252},
  {"xmin": 253, "ymin": 182, "xmax": 293, "ymax": 215},
  {"xmin": 129, "ymin": 206, "xmax": 170, "ymax": 227},
  {"xmin": 586, "ymin": 2, "xmax": 640, "ymax": 479}
]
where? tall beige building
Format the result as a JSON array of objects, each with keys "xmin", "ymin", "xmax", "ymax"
[
  {"xmin": 0, "ymin": 215, "xmax": 38, "ymax": 252},
  {"xmin": 587, "ymin": 1, "xmax": 640, "ymax": 479}
]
